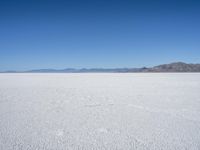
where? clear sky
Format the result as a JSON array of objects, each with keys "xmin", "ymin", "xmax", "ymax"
[{"xmin": 0, "ymin": 0, "xmax": 200, "ymax": 71}]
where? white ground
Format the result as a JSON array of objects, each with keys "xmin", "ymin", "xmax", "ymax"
[{"xmin": 0, "ymin": 73, "xmax": 200, "ymax": 150}]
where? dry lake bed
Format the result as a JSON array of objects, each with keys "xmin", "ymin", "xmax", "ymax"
[{"xmin": 0, "ymin": 73, "xmax": 200, "ymax": 150}]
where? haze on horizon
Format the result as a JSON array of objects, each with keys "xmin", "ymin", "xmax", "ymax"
[{"xmin": 0, "ymin": 0, "xmax": 200, "ymax": 71}]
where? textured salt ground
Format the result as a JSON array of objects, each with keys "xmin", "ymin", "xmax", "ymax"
[{"xmin": 0, "ymin": 73, "xmax": 200, "ymax": 150}]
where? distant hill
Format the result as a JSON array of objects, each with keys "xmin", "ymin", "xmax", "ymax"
[
  {"xmin": 1, "ymin": 62, "xmax": 200, "ymax": 73},
  {"xmin": 145, "ymin": 62, "xmax": 200, "ymax": 72},
  {"xmin": 26, "ymin": 68, "xmax": 141, "ymax": 73}
]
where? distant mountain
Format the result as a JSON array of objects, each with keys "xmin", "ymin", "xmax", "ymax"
[
  {"xmin": 1, "ymin": 62, "xmax": 200, "ymax": 73},
  {"xmin": 2, "ymin": 70, "xmax": 18, "ymax": 73},
  {"xmin": 27, "ymin": 69, "xmax": 62, "ymax": 73},
  {"xmin": 145, "ymin": 62, "xmax": 200, "ymax": 72},
  {"xmin": 26, "ymin": 68, "xmax": 142, "ymax": 73}
]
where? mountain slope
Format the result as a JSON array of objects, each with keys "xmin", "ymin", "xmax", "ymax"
[
  {"xmin": 146, "ymin": 62, "xmax": 200, "ymax": 72},
  {"xmin": 1, "ymin": 62, "xmax": 200, "ymax": 73}
]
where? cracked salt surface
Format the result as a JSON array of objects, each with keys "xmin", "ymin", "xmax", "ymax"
[{"xmin": 0, "ymin": 73, "xmax": 200, "ymax": 149}]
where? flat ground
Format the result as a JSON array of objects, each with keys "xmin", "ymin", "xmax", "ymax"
[{"xmin": 0, "ymin": 73, "xmax": 200, "ymax": 150}]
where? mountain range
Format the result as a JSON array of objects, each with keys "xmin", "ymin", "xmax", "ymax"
[{"xmin": 1, "ymin": 62, "xmax": 200, "ymax": 73}]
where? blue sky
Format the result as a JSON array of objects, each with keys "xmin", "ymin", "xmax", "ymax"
[{"xmin": 0, "ymin": 0, "xmax": 200, "ymax": 71}]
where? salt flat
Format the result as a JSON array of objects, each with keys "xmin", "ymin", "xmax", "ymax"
[{"xmin": 0, "ymin": 73, "xmax": 200, "ymax": 150}]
